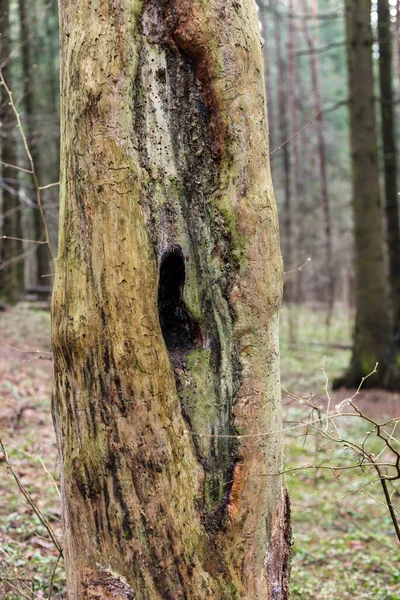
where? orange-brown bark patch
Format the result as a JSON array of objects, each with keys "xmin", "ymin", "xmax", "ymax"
[
  {"xmin": 171, "ymin": 1, "xmax": 226, "ymax": 159},
  {"xmin": 227, "ymin": 460, "xmax": 245, "ymax": 524}
]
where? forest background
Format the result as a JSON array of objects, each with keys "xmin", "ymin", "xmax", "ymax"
[{"xmin": 0, "ymin": 0, "xmax": 400, "ymax": 599}]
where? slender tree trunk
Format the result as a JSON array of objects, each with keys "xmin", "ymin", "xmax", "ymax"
[
  {"xmin": 41, "ymin": 0, "xmax": 60, "ymax": 256},
  {"xmin": 274, "ymin": 11, "xmax": 293, "ymax": 303},
  {"xmin": 396, "ymin": 0, "xmax": 400, "ymax": 81},
  {"xmin": 260, "ymin": 8, "xmax": 276, "ymax": 152},
  {"xmin": 288, "ymin": 0, "xmax": 299, "ymax": 207},
  {"xmin": 300, "ymin": 0, "xmax": 334, "ymax": 323},
  {"xmin": 52, "ymin": 1, "xmax": 290, "ymax": 599},
  {"xmin": 334, "ymin": 0, "xmax": 398, "ymax": 389},
  {"xmin": 287, "ymin": 0, "xmax": 303, "ymax": 318},
  {"xmin": 0, "ymin": 0, "xmax": 23, "ymax": 303},
  {"xmin": 18, "ymin": 0, "xmax": 49, "ymax": 286},
  {"xmin": 378, "ymin": 0, "xmax": 400, "ymax": 342},
  {"xmin": 295, "ymin": 77, "xmax": 311, "ymax": 304}
]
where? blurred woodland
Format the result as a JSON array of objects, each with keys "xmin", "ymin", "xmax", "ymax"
[{"xmin": 2, "ymin": 0, "xmax": 400, "ymax": 381}]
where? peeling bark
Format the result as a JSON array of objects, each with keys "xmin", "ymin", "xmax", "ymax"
[{"xmin": 53, "ymin": 1, "xmax": 289, "ymax": 598}]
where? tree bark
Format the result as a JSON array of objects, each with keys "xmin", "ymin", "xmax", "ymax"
[
  {"xmin": 334, "ymin": 0, "xmax": 398, "ymax": 389},
  {"xmin": 52, "ymin": 1, "xmax": 290, "ymax": 599},
  {"xmin": 377, "ymin": 0, "xmax": 400, "ymax": 342},
  {"xmin": 0, "ymin": 0, "xmax": 24, "ymax": 303}
]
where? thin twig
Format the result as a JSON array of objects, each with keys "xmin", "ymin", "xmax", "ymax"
[
  {"xmin": 270, "ymin": 110, "xmax": 322, "ymax": 155},
  {"xmin": 283, "ymin": 257, "xmax": 312, "ymax": 276},
  {"xmin": 2, "ymin": 235, "xmax": 48, "ymax": 244},
  {"xmin": 39, "ymin": 182, "xmax": 60, "ymax": 191},
  {"xmin": 48, "ymin": 551, "xmax": 62, "ymax": 600},
  {"xmin": 0, "ymin": 160, "xmax": 32, "ymax": 174},
  {"xmin": 0, "ymin": 438, "xmax": 63, "ymax": 556},
  {"xmin": 1, "ymin": 343, "xmax": 52, "ymax": 355},
  {"xmin": 376, "ymin": 465, "xmax": 400, "ymax": 542}
]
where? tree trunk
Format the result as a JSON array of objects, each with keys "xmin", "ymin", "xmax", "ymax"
[
  {"xmin": 52, "ymin": 1, "xmax": 290, "ymax": 599},
  {"xmin": 18, "ymin": 0, "xmax": 50, "ymax": 287},
  {"xmin": 0, "ymin": 0, "xmax": 24, "ymax": 303},
  {"xmin": 41, "ymin": 0, "xmax": 60, "ymax": 257},
  {"xmin": 287, "ymin": 0, "xmax": 303, "ymax": 324},
  {"xmin": 396, "ymin": 0, "xmax": 400, "ymax": 82},
  {"xmin": 274, "ymin": 11, "xmax": 293, "ymax": 303},
  {"xmin": 377, "ymin": 0, "xmax": 400, "ymax": 342},
  {"xmin": 260, "ymin": 8, "xmax": 276, "ymax": 152},
  {"xmin": 300, "ymin": 0, "xmax": 334, "ymax": 324},
  {"xmin": 334, "ymin": 0, "xmax": 398, "ymax": 389},
  {"xmin": 288, "ymin": 0, "xmax": 299, "ymax": 209}
]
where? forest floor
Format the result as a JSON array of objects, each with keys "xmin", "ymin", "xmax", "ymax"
[
  {"xmin": 280, "ymin": 306, "xmax": 400, "ymax": 600},
  {"xmin": 0, "ymin": 303, "xmax": 399, "ymax": 599}
]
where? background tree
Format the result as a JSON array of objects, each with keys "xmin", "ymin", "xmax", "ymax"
[
  {"xmin": 52, "ymin": 1, "xmax": 290, "ymax": 598},
  {"xmin": 18, "ymin": 0, "xmax": 50, "ymax": 287},
  {"xmin": 335, "ymin": 0, "xmax": 398, "ymax": 389},
  {"xmin": 377, "ymin": 0, "xmax": 400, "ymax": 343},
  {"xmin": 260, "ymin": 7, "xmax": 276, "ymax": 151},
  {"xmin": 300, "ymin": 0, "xmax": 334, "ymax": 324},
  {"xmin": 0, "ymin": 0, "xmax": 23, "ymax": 302},
  {"xmin": 274, "ymin": 8, "xmax": 293, "ymax": 302}
]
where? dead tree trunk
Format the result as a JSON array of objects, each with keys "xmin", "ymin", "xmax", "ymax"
[{"xmin": 52, "ymin": 1, "xmax": 290, "ymax": 598}]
